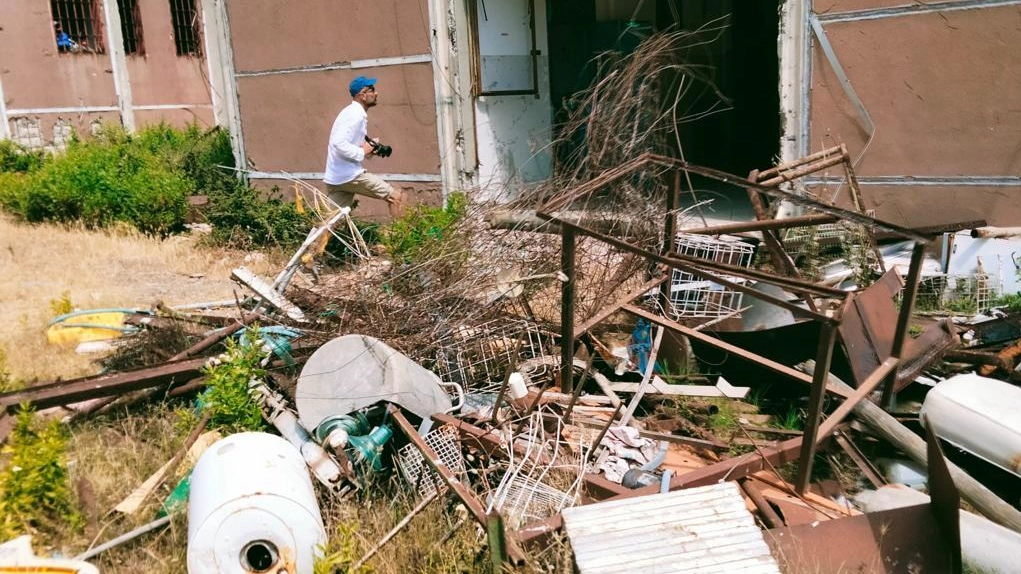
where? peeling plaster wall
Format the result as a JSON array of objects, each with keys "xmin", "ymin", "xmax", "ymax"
[{"xmin": 473, "ymin": 0, "xmax": 552, "ymax": 199}]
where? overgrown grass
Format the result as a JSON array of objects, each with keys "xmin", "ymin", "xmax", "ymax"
[{"xmin": 381, "ymin": 192, "xmax": 467, "ymax": 264}]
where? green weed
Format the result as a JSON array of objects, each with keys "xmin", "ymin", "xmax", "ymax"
[
  {"xmin": 381, "ymin": 192, "xmax": 467, "ymax": 264},
  {"xmin": 49, "ymin": 290, "xmax": 74, "ymax": 316},
  {"xmin": 200, "ymin": 328, "xmax": 269, "ymax": 433},
  {"xmin": 0, "ymin": 408, "xmax": 83, "ymax": 539}
]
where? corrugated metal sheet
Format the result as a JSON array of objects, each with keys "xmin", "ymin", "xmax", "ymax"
[{"xmin": 562, "ymin": 481, "xmax": 781, "ymax": 574}]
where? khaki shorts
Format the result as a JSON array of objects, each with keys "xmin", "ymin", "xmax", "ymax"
[{"xmin": 325, "ymin": 172, "xmax": 395, "ymax": 208}]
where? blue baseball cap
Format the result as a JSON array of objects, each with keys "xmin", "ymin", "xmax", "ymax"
[{"xmin": 349, "ymin": 76, "xmax": 377, "ymax": 97}]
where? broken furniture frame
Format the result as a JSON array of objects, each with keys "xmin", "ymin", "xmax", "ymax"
[{"xmin": 537, "ymin": 146, "xmax": 930, "ymax": 495}]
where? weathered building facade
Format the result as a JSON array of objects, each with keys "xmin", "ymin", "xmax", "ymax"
[{"xmin": 3, "ymin": 1, "xmax": 1019, "ymax": 225}]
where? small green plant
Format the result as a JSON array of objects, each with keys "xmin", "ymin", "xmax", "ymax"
[
  {"xmin": 0, "ymin": 349, "xmax": 22, "ymax": 393},
  {"xmin": 775, "ymin": 406, "xmax": 803, "ymax": 431},
  {"xmin": 204, "ymin": 184, "xmax": 316, "ymax": 249},
  {"xmin": 50, "ymin": 290, "xmax": 74, "ymax": 316},
  {"xmin": 200, "ymin": 328, "xmax": 270, "ymax": 433},
  {"xmin": 907, "ymin": 324, "xmax": 924, "ymax": 338},
  {"xmin": 992, "ymin": 292, "xmax": 1021, "ymax": 314},
  {"xmin": 381, "ymin": 192, "xmax": 467, "ymax": 264},
  {"xmin": 0, "ymin": 408, "xmax": 83, "ymax": 539}
]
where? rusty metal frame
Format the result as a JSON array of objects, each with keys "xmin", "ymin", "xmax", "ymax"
[{"xmin": 539, "ymin": 148, "xmax": 930, "ymax": 496}]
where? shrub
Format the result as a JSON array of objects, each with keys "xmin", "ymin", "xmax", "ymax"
[
  {"xmin": 381, "ymin": 192, "xmax": 467, "ymax": 264},
  {"xmin": 205, "ymin": 185, "xmax": 316, "ymax": 249},
  {"xmin": 0, "ymin": 140, "xmax": 44, "ymax": 174},
  {"xmin": 0, "ymin": 409, "xmax": 83, "ymax": 539}
]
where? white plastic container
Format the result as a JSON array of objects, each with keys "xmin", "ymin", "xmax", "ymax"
[
  {"xmin": 920, "ymin": 373, "xmax": 1021, "ymax": 478},
  {"xmin": 187, "ymin": 432, "xmax": 326, "ymax": 574}
]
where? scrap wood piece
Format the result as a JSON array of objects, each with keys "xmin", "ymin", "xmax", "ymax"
[
  {"xmin": 114, "ymin": 425, "xmax": 221, "ymax": 515},
  {"xmin": 231, "ymin": 267, "xmax": 307, "ymax": 322}
]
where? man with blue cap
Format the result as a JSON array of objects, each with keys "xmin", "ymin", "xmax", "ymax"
[{"xmin": 323, "ymin": 75, "xmax": 402, "ymax": 216}]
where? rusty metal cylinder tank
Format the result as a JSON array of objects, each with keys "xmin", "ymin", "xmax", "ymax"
[{"xmin": 187, "ymin": 432, "xmax": 326, "ymax": 574}]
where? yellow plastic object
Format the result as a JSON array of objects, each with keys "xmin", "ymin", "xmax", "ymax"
[{"xmin": 46, "ymin": 311, "xmax": 131, "ymax": 346}]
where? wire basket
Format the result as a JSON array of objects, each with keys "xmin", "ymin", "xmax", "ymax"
[
  {"xmin": 669, "ymin": 233, "xmax": 756, "ymax": 318},
  {"xmin": 396, "ymin": 425, "xmax": 466, "ymax": 499},
  {"xmin": 432, "ymin": 317, "xmax": 556, "ymax": 393}
]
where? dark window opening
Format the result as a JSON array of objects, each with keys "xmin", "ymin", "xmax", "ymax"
[
  {"xmin": 169, "ymin": 0, "xmax": 203, "ymax": 57},
  {"xmin": 119, "ymin": 0, "xmax": 144, "ymax": 55},
  {"xmin": 51, "ymin": 0, "xmax": 105, "ymax": 54}
]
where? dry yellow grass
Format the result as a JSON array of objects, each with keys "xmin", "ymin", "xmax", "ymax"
[{"xmin": 0, "ymin": 214, "xmax": 282, "ymax": 381}]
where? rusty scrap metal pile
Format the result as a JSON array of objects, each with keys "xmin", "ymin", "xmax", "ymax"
[{"xmin": 5, "ymin": 144, "xmax": 1021, "ymax": 573}]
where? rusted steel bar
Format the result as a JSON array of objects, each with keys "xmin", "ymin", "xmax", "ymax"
[
  {"xmin": 832, "ymin": 428, "xmax": 886, "ymax": 489},
  {"xmin": 431, "ymin": 413, "xmax": 536, "ymax": 462},
  {"xmin": 562, "ymin": 358, "xmax": 594, "ymax": 423},
  {"xmin": 795, "ymin": 322, "xmax": 839, "ymax": 494},
  {"xmin": 881, "ymin": 241, "xmax": 927, "ymax": 408},
  {"xmin": 168, "ymin": 310, "xmax": 263, "ymax": 362},
  {"xmin": 561, "ymin": 226, "xmax": 576, "ymax": 395},
  {"xmin": 575, "ymin": 274, "xmax": 668, "ymax": 336},
  {"xmin": 584, "ymin": 403, "xmax": 624, "ymax": 466},
  {"xmin": 684, "ymin": 214, "xmax": 839, "ymax": 236},
  {"xmin": 756, "ymin": 146, "xmax": 845, "ymax": 180},
  {"xmin": 971, "ymin": 226, "xmax": 1021, "ymax": 239},
  {"xmin": 979, "ymin": 338, "xmax": 1021, "ymax": 377},
  {"xmin": 620, "ymin": 304, "xmax": 852, "ymax": 399},
  {"xmin": 740, "ymin": 478, "xmax": 784, "ymax": 528},
  {"xmin": 490, "ymin": 339, "xmax": 523, "ymax": 425},
  {"xmin": 0, "ymin": 357, "xmax": 207, "ymax": 412},
  {"xmin": 943, "ymin": 349, "xmax": 1010, "ymax": 370},
  {"xmin": 818, "ymin": 357, "xmax": 899, "ymax": 440},
  {"xmin": 389, "ymin": 406, "xmax": 526, "ymax": 564},
  {"xmin": 757, "ymin": 154, "xmax": 847, "ymax": 188}
]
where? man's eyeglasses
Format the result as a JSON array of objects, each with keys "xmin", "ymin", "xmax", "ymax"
[{"xmin": 362, "ymin": 86, "xmax": 376, "ymax": 94}]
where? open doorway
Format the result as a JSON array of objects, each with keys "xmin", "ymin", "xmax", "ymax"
[{"xmin": 546, "ymin": 0, "xmax": 781, "ymax": 220}]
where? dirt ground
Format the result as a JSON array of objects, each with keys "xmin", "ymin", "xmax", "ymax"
[{"xmin": 0, "ymin": 214, "xmax": 284, "ymax": 382}]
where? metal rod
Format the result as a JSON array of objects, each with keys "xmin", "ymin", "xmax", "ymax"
[
  {"xmin": 560, "ymin": 226, "xmax": 576, "ymax": 394},
  {"xmin": 620, "ymin": 304, "xmax": 852, "ymax": 399},
  {"xmin": 619, "ymin": 326, "xmax": 665, "ymax": 426},
  {"xmin": 739, "ymin": 478, "xmax": 783, "ymax": 528},
  {"xmin": 795, "ymin": 322, "xmax": 839, "ymax": 494},
  {"xmin": 575, "ymin": 273, "xmax": 668, "ymax": 336},
  {"xmin": 352, "ymin": 489, "xmax": 441, "ymax": 570},
  {"xmin": 755, "ymin": 146, "xmax": 845, "ymax": 179},
  {"xmin": 585, "ymin": 403, "xmax": 624, "ymax": 466},
  {"xmin": 833, "ymin": 428, "xmax": 886, "ymax": 489},
  {"xmin": 75, "ymin": 514, "xmax": 173, "ymax": 561},
  {"xmin": 881, "ymin": 241, "xmax": 927, "ymax": 408},
  {"xmin": 562, "ymin": 357, "xmax": 594, "ymax": 423},
  {"xmin": 490, "ymin": 339, "xmax": 523, "ymax": 425}
]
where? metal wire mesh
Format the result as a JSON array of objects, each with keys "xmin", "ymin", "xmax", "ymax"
[
  {"xmin": 915, "ymin": 273, "xmax": 1000, "ymax": 315},
  {"xmin": 396, "ymin": 425, "xmax": 465, "ymax": 499},
  {"xmin": 669, "ymin": 233, "xmax": 755, "ymax": 318},
  {"xmin": 491, "ymin": 474, "xmax": 576, "ymax": 527},
  {"xmin": 169, "ymin": 0, "xmax": 202, "ymax": 56},
  {"xmin": 432, "ymin": 317, "xmax": 556, "ymax": 393},
  {"xmin": 51, "ymin": 0, "xmax": 105, "ymax": 54},
  {"xmin": 118, "ymin": 0, "xmax": 144, "ymax": 55}
]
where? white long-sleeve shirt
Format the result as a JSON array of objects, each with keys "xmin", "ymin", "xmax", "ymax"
[{"xmin": 323, "ymin": 101, "xmax": 367, "ymax": 185}]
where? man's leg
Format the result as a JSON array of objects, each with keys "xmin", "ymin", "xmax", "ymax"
[
  {"xmin": 325, "ymin": 183, "xmax": 356, "ymax": 210},
  {"xmin": 336, "ymin": 172, "xmax": 403, "ymax": 218}
]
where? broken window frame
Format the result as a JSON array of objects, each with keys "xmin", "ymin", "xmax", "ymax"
[
  {"xmin": 467, "ymin": 0, "xmax": 539, "ymax": 97},
  {"xmin": 168, "ymin": 0, "xmax": 203, "ymax": 58},
  {"xmin": 118, "ymin": 0, "xmax": 145, "ymax": 56},
  {"xmin": 50, "ymin": 0, "xmax": 106, "ymax": 54}
]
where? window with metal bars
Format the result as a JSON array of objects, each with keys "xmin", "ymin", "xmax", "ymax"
[
  {"xmin": 118, "ymin": 0, "xmax": 144, "ymax": 55},
  {"xmin": 169, "ymin": 0, "xmax": 202, "ymax": 57},
  {"xmin": 51, "ymin": 0, "xmax": 105, "ymax": 54}
]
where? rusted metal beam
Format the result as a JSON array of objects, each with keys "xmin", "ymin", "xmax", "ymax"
[
  {"xmin": 684, "ymin": 213, "xmax": 839, "ymax": 236},
  {"xmin": 620, "ymin": 304, "xmax": 853, "ymax": 399},
  {"xmin": 795, "ymin": 322, "xmax": 839, "ymax": 494},
  {"xmin": 0, "ymin": 357, "xmax": 208, "ymax": 412},
  {"xmin": 740, "ymin": 478, "xmax": 784, "ymax": 528},
  {"xmin": 561, "ymin": 226, "xmax": 576, "ymax": 394},
  {"xmin": 756, "ymin": 146, "xmax": 845, "ymax": 181},
  {"xmin": 389, "ymin": 406, "xmax": 526, "ymax": 564},
  {"xmin": 881, "ymin": 241, "xmax": 927, "ymax": 408}
]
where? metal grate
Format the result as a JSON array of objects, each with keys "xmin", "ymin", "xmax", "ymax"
[
  {"xmin": 118, "ymin": 0, "xmax": 144, "ymax": 55},
  {"xmin": 51, "ymin": 0, "xmax": 105, "ymax": 54},
  {"xmin": 396, "ymin": 426, "xmax": 465, "ymax": 499},
  {"xmin": 169, "ymin": 0, "xmax": 202, "ymax": 57},
  {"xmin": 669, "ymin": 233, "xmax": 756, "ymax": 318}
]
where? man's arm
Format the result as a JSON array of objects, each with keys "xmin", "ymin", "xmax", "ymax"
[{"xmin": 330, "ymin": 111, "xmax": 372, "ymax": 162}]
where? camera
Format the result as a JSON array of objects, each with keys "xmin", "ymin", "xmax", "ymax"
[{"xmin": 365, "ymin": 136, "xmax": 392, "ymax": 158}]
